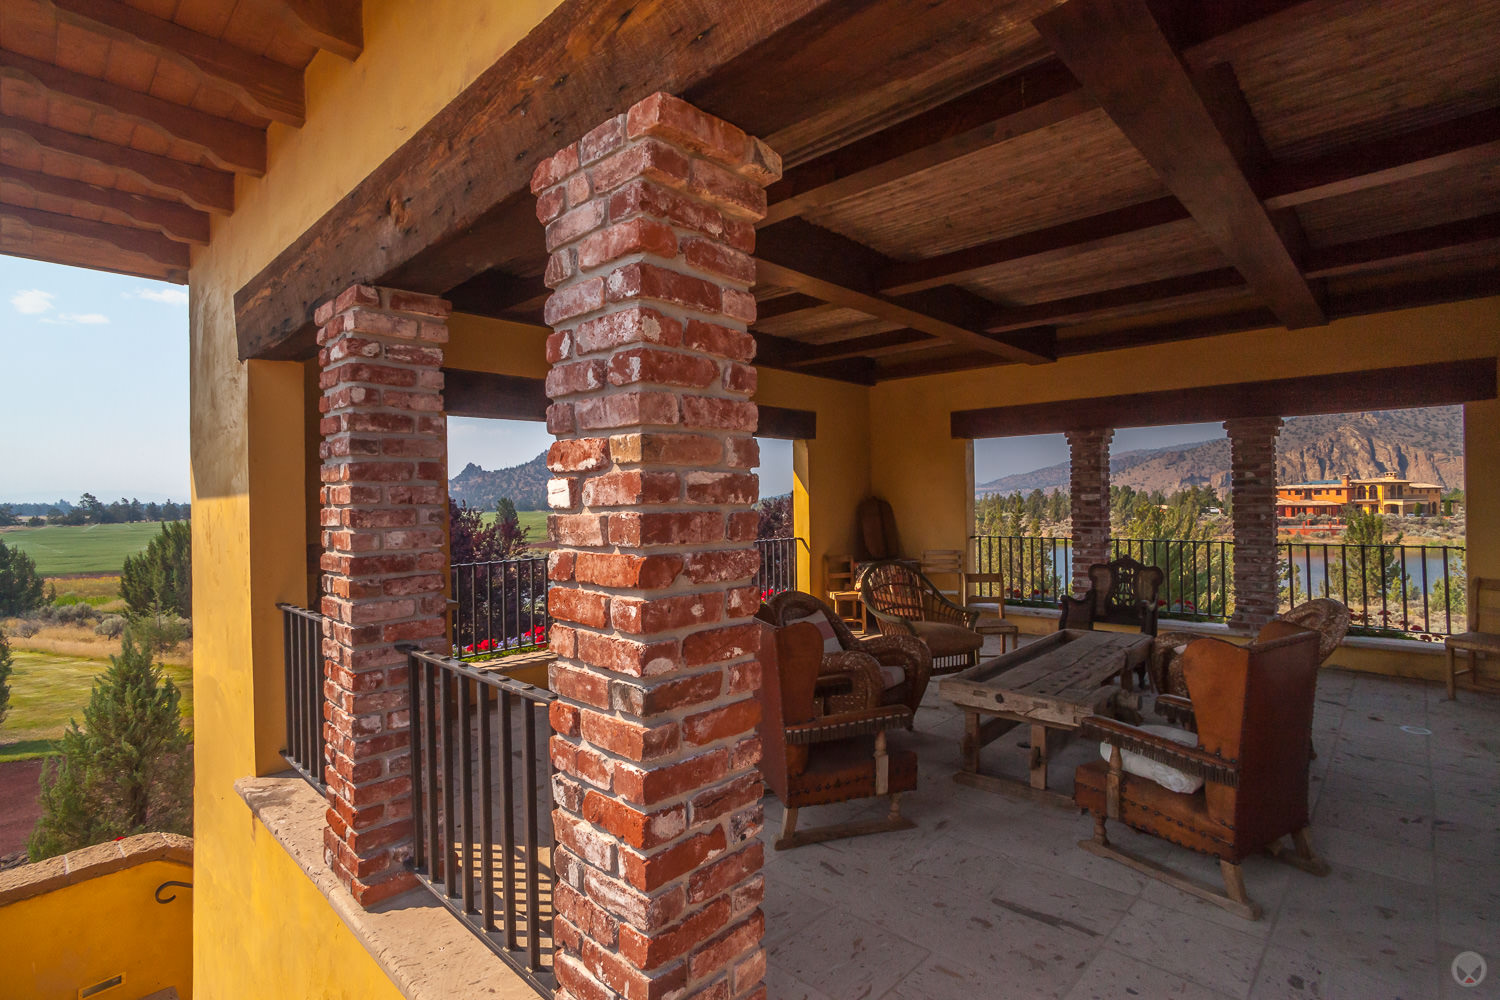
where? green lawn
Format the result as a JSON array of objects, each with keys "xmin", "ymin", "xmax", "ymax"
[
  {"xmin": 479, "ymin": 510, "xmax": 549, "ymax": 541},
  {"xmin": 0, "ymin": 522, "xmax": 170, "ymax": 576},
  {"xmin": 0, "ymin": 650, "xmax": 193, "ymax": 762}
]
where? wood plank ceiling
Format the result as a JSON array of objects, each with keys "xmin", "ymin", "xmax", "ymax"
[
  {"xmin": 0, "ymin": 0, "xmax": 362, "ymax": 283},
  {"xmin": 445, "ymin": 0, "xmax": 1500, "ymax": 384}
]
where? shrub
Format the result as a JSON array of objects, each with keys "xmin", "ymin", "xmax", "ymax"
[
  {"xmin": 42, "ymin": 603, "xmax": 99, "ymax": 626},
  {"xmin": 7, "ymin": 621, "xmax": 38, "ymax": 639},
  {"xmin": 0, "ymin": 540, "xmax": 45, "ymax": 617},
  {"xmin": 127, "ymin": 607, "xmax": 191, "ymax": 656},
  {"xmin": 121, "ymin": 521, "xmax": 191, "ymax": 618},
  {"xmin": 94, "ymin": 615, "xmax": 127, "ymax": 638}
]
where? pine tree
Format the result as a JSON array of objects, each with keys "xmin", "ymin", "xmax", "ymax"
[
  {"xmin": 28, "ymin": 631, "xmax": 192, "ymax": 860},
  {"xmin": 0, "ymin": 539, "xmax": 45, "ymax": 616},
  {"xmin": 120, "ymin": 520, "xmax": 192, "ymax": 617},
  {"xmin": 0, "ymin": 630, "xmax": 12, "ymax": 727}
]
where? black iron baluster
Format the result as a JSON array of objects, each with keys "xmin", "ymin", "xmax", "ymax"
[
  {"xmin": 282, "ymin": 606, "xmax": 295, "ymax": 769},
  {"xmin": 440, "ymin": 668, "xmax": 457, "ymax": 897},
  {"xmin": 425, "ymin": 657, "xmax": 441, "ymax": 881},
  {"xmin": 1420, "ymin": 545, "xmax": 1431, "ymax": 634},
  {"xmin": 459, "ymin": 674, "xmax": 475, "ymax": 914},
  {"xmin": 499, "ymin": 688, "xmax": 517, "ymax": 950},
  {"xmin": 478, "ymin": 681, "xmax": 495, "ymax": 931},
  {"xmin": 408, "ymin": 649, "xmax": 425, "ymax": 873},
  {"xmin": 523, "ymin": 699, "xmax": 541, "ymax": 972}
]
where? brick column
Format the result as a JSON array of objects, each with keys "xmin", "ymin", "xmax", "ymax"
[
  {"xmin": 315, "ymin": 284, "xmax": 450, "ymax": 905},
  {"xmin": 1065, "ymin": 428, "xmax": 1114, "ymax": 594},
  {"xmin": 1226, "ymin": 416, "xmax": 1283, "ymax": 631},
  {"xmin": 532, "ymin": 92, "xmax": 779, "ymax": 1000}
]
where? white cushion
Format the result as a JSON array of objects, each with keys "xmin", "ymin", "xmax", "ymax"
[
  {"xmin": 877, "ymin": 664, "xmax": 906, "ymax": 689},
  {"xmin": 783, "ymin": 609, "xmax": 842, "ymax": 655},
  {"xmin": 1099, "ymin": 724, "xmax": 1204, "ymax": 794}
]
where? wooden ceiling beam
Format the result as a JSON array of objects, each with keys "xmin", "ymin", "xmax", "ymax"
[
  {"xmin": 1303, "ymin": 212, "xmax": 1500, "ymax": 280},
  {"xmin": 1034, "ymin": 0, "xmax": 1325, "ymax": 328},
  {"xmin": 3, "ymin": 165, "xmax": 211, "ymax": 244},
  {"xmin": 779, "ymin": 328, "xmax": 936, "ymax": 366},
  {"xmin": 43, "ymin": 0, "xmax": 306, "ymax": 126},
  {"xmin": 753, "ymin": 293, "xmax": 829, "ymax": 321},
  {"xmin": 445, "ymin": 270, "xmax": 549, "ymax": 319},
  {"xmin": 270, "ymin": 0, "xmax": 364, "ymax": 61},
  {"xmin": 762, "ymin": 59, "xmax": 1093, "ymax": 226},
  {"xmin": 0, "ymin": 114, "xmax": 235, "ymax": 214},
  {"xmin": 984, "ymin": 268, "xmax": 1248, "ymax": 333},
  {"xmin": 0, "ymin": 203, "xmax": 189, "ymax": 269},
  {"xmin": 0, "ymin": 51, "xmax": 266, "ymax": 175},
  {"xmin": 0, "ymin": 219, "xmax": 185, "ymax": 283},
  {"xmin": 756, "ymin": 219, "xmax": 1054, "ymax": 364}
]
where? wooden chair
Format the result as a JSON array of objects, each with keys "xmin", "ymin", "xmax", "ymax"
[
  {"xmin": 1075, "ymin": 628, "xmax": 1329, "ymax": 920},
  {"xmin": 1060, "ymin": 554, "xmax": 1165, "ymax": 636},
  {"xmin": 757, "ymin": 620, "xmax": 918, "ymax": 850},
  {"xmin": 961, "ymin": 571, "xmax": 1019, "ymax": 653},
  {"xmin": 920, "ymin": 548, "xmax": 965, "ymax": 603},
  {"xmin": 759, "ymin": 591, "xmax": 933, "ymax": 717},
  {"xmin": 860, "ymin": 559, "xmax": 983, "ymax": 675},
  {"xmin": 1444, "ymin": 577, "xmax": 1500, "ymax": 699},
  {"xmin": 823, "ymin": 553, "xmax": 863, "ymax": 629}
]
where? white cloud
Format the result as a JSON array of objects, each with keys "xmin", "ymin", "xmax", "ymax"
[
  {"xmin": 10, "ymin": 289, "xmax": 54, "ymax": 314},
  {"xmin": 41, "ymin": 312, "xmax": 111, "ymax": 326},
  {"xmin": 129, "ymin": 287, "xmax": 189, "ymax": 305}
]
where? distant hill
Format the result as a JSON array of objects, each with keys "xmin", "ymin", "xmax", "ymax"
[
  {"xmin": 450, "ymin": 453, "xmax": 549, "ymax": 510},
  {"xmin": 977, "ymin": 406, "xmax": 1464, "ymax": 496}
]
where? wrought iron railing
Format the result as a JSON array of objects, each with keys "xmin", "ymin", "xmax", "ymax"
[
  {"xmin": 403, "ymin": 646, "xmax": 556, "ymax": 995},
  {"xmin": 971, "ymin": 535, "xmax": 1466, "ymax": 637},
  {"xmin": 1282, "ymin": 541, "xmax": 1465, "ymax": 639},
  {"xmin": 452, "ymin": 556, "xmax": 550, "ymax": 659},
  {"xmin": 278, "ymin": 603, "xmax": 328, "ymax": 788},
  {"xmin": 755, "ymin": 536, "xmax": 798, "ymax": 598}
]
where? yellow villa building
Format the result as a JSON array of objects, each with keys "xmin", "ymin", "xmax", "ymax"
[{"xmin": 3, "ymin": 0, "xmax": 1499, "ymax": 997}]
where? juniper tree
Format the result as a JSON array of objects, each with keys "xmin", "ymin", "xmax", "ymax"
[
  {"xmin": 121, "ymin": 520, "xmax": 192, "ymax": 618},
  {"xmin": 0, "ymin": 631, "xmax": 12, "ymax": 727},
  {"xmin": 0, "ymin": 539, "xmax": 45, "ymax": 616},
  {"xmin": 28, "ymin": 629, "xmax": 192, "ymax": 860}
]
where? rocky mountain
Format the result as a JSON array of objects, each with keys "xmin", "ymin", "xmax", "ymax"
[
  {"xmin": 977, "ymin": 406, "xmax": 1463, "ymax": 496},
  {"xmin": 449, "ymin": 453, "xmax": 549, "ymax": 510}
]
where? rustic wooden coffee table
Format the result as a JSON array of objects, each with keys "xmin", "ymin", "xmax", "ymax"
[{"xmin": 939, "ymin": 629, "xmax": 1152, "ymax": 804}]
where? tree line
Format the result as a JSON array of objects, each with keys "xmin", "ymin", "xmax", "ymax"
[{"xmin": 0, "ymin": 493, "xmax": 190, "ymax": 527}]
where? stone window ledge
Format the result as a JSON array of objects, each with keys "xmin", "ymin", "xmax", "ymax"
[
  {"xmin": 235, "ymin": 775, "xmax": 538, "ymax": 1000},
  {"xmin": 0, "ymin": 831, "xmax": 192, "ymax": 906}
]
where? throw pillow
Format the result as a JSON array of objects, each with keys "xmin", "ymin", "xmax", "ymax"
[{"xmin": 1099, "ymin": 723, "xmax": 1204, "ymax": 794}]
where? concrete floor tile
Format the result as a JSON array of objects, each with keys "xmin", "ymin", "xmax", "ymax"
[
  {"xmin": 1269, "ymin": 866, "xmax": 1438, "ymax": 979},
  {"xmin": 1313, "ymin": 793, "xmax": 1435, "ymax": 850},
  {"xmin": 1319, "ymin": 774, "xmax": 1435, "ymax": 815},
  {"xmin": 1064, "ymin": 947, "xmax": 1239, "ymax": 1000},
  {"xmin": 1251, "ymin": 946, "xmax": 1439, "ymax": 1000},
  {"xmin": 1327, "ymin": 746, "xmax": 1432, "ymax": 790},
  {"xmin": 1107, "ymin": 898, "xmax": 1267, "ymax": 997},
  {"xmin": 767, "ymin": 906, "xmax": 929, "ymax": 1000},
  {"xmin": 1314, "ymin": 824, "xmax": 1435, "ymax": 887}
]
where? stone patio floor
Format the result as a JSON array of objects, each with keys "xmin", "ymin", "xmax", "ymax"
[{"xmin": 756, "ymin": 637, "xmax": 1499, "ymax": 1000}]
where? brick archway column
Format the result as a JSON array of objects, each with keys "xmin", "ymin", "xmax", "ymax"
[
  {"xmin": 532, "ymin": 93, "xmax": 781, "ymax": 1000},
  {"xmin": 1226, "ymin": 416, "xmax": 1284, "ymax": 631},
  {"xmin": 1065, "ymin": 428, "xmax": 1114, "ymax": 595},
  {"xmin": 315, "ymin": 284, "xmax": 451, "ymax": 905}
]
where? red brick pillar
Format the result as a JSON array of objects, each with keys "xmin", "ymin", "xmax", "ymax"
[
  {"xmin": 1066, "ymin": 428, "xmax": 1114, "ymax": 594},
  {"xmin": 315, "ymin": 284, "xmax": 451, "ymax": 905},
  {"xmin": 532, "ymin": 92, "xmax": 780, "ymax": 1000},
  {"xmin": 1226, "ymin": 416, "xmax": 1283, "ymax": 631}
]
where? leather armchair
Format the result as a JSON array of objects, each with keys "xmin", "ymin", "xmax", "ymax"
[
  {"xmin": 758, "ymin": 621, "xmax": 918, "ymax": 850},
  {"xmin": 1073, "ymin": 627, "xmax": 1329, "ymax": 920},
  {"xmin": 760, "ymin": 591, "xmax": 933, "ymax": 716}
]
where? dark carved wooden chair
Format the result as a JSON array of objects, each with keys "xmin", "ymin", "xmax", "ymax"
[
  {"xmin": 757, "ymin": 591, "xmax": 933, "ymax": 718},
  {"xmin": 757, "ymin": 621, "xmax": 918, "ymax": 850},
  {"xmin": 1060, "ymin": 555, "xmax": 1165, "ymax": 636},
  {"xmin": 1074, "ymin": 628, "xmax": 1329, "ymax": 920},
  {"xmin": 859, "ymin": 559, "xmax": 984, "ymax": 675}
]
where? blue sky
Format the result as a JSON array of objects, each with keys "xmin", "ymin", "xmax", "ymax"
[{"xmin": 3, "ymin": 256, "xmax": 1220, "ymax": 505}]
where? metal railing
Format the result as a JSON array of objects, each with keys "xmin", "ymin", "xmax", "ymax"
[
  {"xmin": 971, "ymin": 534, "xmax": 1466, "ymax": 637},
  {"xmin": 278, "ymin": 603, "xmax": 327, "ymax": 788},
  {"xmin": 452, "ymin": 556, "xmax": 550, "ymax": 659},
  {"xmin": 756, "ymin": 536, "xmax": 798, "ymax": 598},
  {"xmin": 404, "ymin": 646, "xmax": 556, "ymax": 995},
  {"xmin": 1282, "ymin": 541, "xmax": 1465, "ymax": 639}
]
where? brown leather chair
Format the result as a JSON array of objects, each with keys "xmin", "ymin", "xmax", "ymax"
[
  {"xmin": 1153, "ymin": 598, "xmax": 1350, "ymax": 703},
  {"xmin": 1060, "ymin": 555, "xmax": 1165, "ymax": 636},
  {"xmin": 758, "ymin": 591, "xmax": 933, "ymax": 717},
  {"xmin": 859, "ymin": 559, "xmax": 984, "ymax": 675},
  {"xmin": 1074, "ymin": 628, "xmax": 1329, "ymax": 920},
  {"xmin": 758, "ymin": 621, "xmax": 918, "ymax": 850}
]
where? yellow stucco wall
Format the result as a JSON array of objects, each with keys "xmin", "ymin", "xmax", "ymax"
[
  {"xmin": 188, "ymin": 2, "xmax": 562, "ymax": 997},
  {"xmin": 2, "ymin": 859, "xmax": 193, "ymax": 1000},
  {"xmin": 868, "ymin": 299, "xmax": 1500, "ymax": 582}
]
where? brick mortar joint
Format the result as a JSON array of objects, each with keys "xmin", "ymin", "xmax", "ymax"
[{"xmin": 562, "ymin": 249, "xmax": 756, "ymax": 295}]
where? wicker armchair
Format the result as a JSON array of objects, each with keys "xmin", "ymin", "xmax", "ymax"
[
  {"xmin": 759, "ymin": 591, "xmax": 933, "ymax": 717},
  {"xmin": 859, "ymin": 559, "xmax": 984, "ymax": 675}
]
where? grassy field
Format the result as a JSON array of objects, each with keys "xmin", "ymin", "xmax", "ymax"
[
  {"xmin": 0, "ymin": 522, "xmax": 168, "ymax": 576},
  {"xmin": 0, "ymin": 650, "xmax": 193, "ymax": 763},
  {"xmin": 479, "ymin": 510, "xmax": 550, "ymax": 541}
]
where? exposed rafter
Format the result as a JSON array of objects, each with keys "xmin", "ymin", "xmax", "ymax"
[
  {"xmin": 0, "ymin": 114, "xmax": 235, "ymax": 214},
  {"xmin": 1, "ymin": 203, "xmax": 190, "ymax": 270},
  {"xmin": 2, "ymin": 166, "xmax": 210, "ymax": 244},
  {"xmin": 755, "ymin": 219, "xmax": 1056, "ymax": 365},
  {"xmin": 0, "ymin": 50, "xmax": 266, "ymax": 175},
  {"xmin": 272, "ymin": 0, "xmax": 364, "ymax": 62},
  {"xmin": 43, "ymin": 0, "xmax": 306, "ymax": 126},
  {"xmin": 1034, "ymin": 0, "xmax": 1325, "ymax": 328},
  {"xmin": 1303, "ymin": 212, "xmax": 1500, "ymax": 279},
  {"xmin": 983, "ymin": 269, "xmax": 1249, "ymax": 333}
]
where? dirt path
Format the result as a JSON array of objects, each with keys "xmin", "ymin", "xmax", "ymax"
[{"xmin": 0, "ymin": 759, "xmax": 44, "ymax": 859}]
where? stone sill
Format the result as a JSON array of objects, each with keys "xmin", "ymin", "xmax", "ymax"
[
  {"xmin": 234, "ymin": 774, "xmax": 538, "ymax": 1000},
  {"xmin": 0, "ymin": 831, "xmax": 192, "ymax": 907}
]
